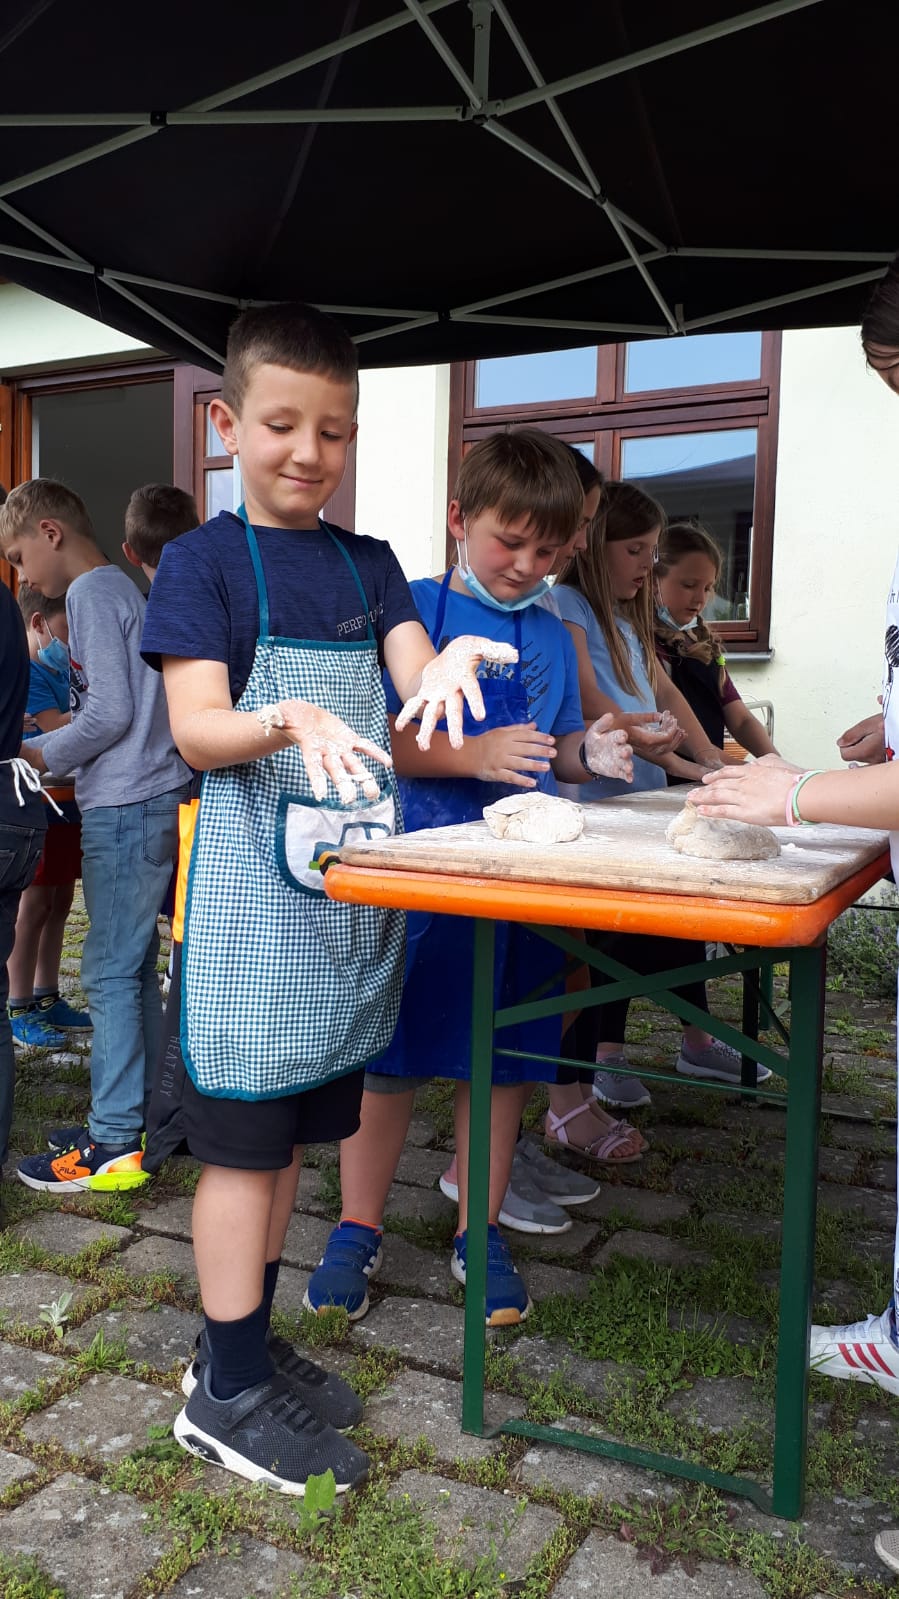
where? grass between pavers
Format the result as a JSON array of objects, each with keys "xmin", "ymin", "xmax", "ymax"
[{"xmin": 3, "ymin": 913, "xmax": 899, "ymax": 1594}]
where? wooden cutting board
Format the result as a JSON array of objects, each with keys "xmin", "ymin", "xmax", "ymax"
[{"xmin": 338, "ymin": 789, "xmax": 891, "ymax": 905}]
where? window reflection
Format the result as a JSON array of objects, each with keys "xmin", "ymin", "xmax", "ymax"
[
  {"xmin": 624, "ymin": 332, "xmax": 762, "ymax": 394},
  {"xmin": 621, "ymin": 429, "xmax": 757, "ymax": 621},
  {"xmin": 475, "ymin": 346, "xmax": 596, "ymax": 407},
  {"xmin": 206, "ymin": 466, "xmax": 234, "ymax": 520}
]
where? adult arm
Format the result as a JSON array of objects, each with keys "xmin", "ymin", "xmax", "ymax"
[
  {"xmin": 836, "ymin": 709, "xmax": 886, "ymax": 765},
  {"xmin": 693, "ymin": 759, "xmax": 899, "ymax": 830}
]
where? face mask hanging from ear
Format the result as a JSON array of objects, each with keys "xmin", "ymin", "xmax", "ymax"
[
  {"xmin": 657, "ymin": 604, "xmax": 699, "ymax": 632},
  {"xmin": 457, "ymin": 522, "xmax": 550, "ymax": 613},
  {"xmin": 37, "ymin": 629, "xmax": 70, "ymax": 673}
]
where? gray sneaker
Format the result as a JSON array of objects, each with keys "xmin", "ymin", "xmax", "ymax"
[
  {"xmin": 675, "ymin": 1039, "xmax": 772, "ymax": 1085},
  {"xmin": 592, "ymin": 1057, "xmax": 652, "ymax": 1108},
  {"xmin": 515, "ymin": 1135, "xmax": 600, "ymax": 1205},
  {"xmin": 876, "ymin": 1529, "xmax": 899, "ymax": 1575},
  {"xmin": 439, "ymin": 1159, "xmax": 571, "ymax": 1235}
]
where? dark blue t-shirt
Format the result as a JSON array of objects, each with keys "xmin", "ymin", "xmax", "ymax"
[
  {"xmin": 141, "ymin": 511, "xmax": 421, "ymax": 702},
  {"xmin": 0, "ymin": 582, "xmax": 46, "ymax": 828}
]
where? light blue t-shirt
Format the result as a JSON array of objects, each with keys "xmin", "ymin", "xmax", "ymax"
[{"xmin": 553, "ymin": 584, "xmax": 666, "ymax": 802}]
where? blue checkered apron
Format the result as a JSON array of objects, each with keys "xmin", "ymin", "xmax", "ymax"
[{"xmin": 180, "ymin": 511, "xmax": 405, "ymax": 1099}]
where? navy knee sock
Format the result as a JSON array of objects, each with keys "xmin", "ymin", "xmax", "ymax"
[
  {"xmin": 262, "ymin": 1258, "xmax": 280, "ymax": 1330},
  {"xmin": 204, "ymin": 1300, "xmax": 274, "ymax": 1400}
]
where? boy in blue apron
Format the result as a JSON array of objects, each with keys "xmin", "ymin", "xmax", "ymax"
[
  {"xmin": 305, "ymin": 430, "xmax": 635, "ymax": 1329},
  {"xmin": 140, "ymin": 303, "xmax": 518, "ymax": 1497}
]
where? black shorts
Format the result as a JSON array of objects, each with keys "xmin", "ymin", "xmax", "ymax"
[{"xmin": 179, "ymin": 1067, "xmax": 364, "ymax": 1171}]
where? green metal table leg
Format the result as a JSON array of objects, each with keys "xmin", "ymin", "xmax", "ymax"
[
  {"xmin": 760, "ymin": 961, "xmax": 774, "ymax": 1013},
  {"xmin": 741, "ymin": 953, "xmax": 761, "ymax": 1089},
  {"xmin": 771, "ymin": 941, "xmax": 826, "ymax": 1519},
  {"xmin": 461, "ymin": 917, "xmax": 496, "ymax": 1436}
]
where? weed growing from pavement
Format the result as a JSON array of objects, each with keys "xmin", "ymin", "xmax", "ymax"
[{"xmin": 0, "ymin": 1552, "xmax": 65, "ymax": 1599}]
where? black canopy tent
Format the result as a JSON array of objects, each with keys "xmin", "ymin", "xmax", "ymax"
[{"xmin": 0, "ymin": 0, "xmax": 896, "ymax": 371}]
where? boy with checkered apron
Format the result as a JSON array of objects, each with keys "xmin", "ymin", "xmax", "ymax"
[{"xmin": 141, "ymin": 301, "xmax": 516, "ymax": 1496}]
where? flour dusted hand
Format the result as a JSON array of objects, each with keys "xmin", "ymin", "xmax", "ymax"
[
  {"xmin": 583, "ymin": 712, "xmax": 634, "ymax": 782},
  {"xmin": 274, "ymin": 700, "xmax": 392, "ymax": 804},
  {"xmin": 666, "ymin": 803, "xmax": 779, "ymax": 861},
  {"xmin": 396, "ymin": 635, "xmax": 519, "ymax": 750}
]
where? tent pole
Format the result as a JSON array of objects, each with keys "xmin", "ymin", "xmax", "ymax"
[
  {"xmin": 683, "ymin": 268, "xmax": 888, "ymax": 329},
  {"xmin": 490, "ymin": 0, "xmax": 825, "ymax": 116}
]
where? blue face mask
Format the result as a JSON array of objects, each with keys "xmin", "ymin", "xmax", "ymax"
[
  {"xmin": 457, "ymin": 525, "xmax": 550, "ymax": 613},
  {"xmin": 38, "ymin": 633, "xmax": 70, "ymax": 674},
  {"xmin": 657, "ymin": 604, "xmax": 699, "ymax": 632}
]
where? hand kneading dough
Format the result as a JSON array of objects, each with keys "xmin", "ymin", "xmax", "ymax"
[
  {"xmin": 483, "ymin": 792, "xmax": 584, "ymax": 844},
  {"xmin": 666, "ymin": 805, "xmax": 780, "ymax": 861}
]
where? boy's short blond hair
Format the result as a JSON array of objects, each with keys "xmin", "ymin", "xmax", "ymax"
[
  {"xmin": 0, "ymin": 480, "xmax": 94, "ymax": 547},
  {"xmin": 125, "ymin": 484, "xmax": 199, "ymax": 570},
  {"xmin": 17, "ymin": 581, "xmax": 67, "ymax": 625},
  {"xmin": 221, "ymin": 302, "xmax": 359, "ymax": 415},
  {"xmin": 455, "ymin": 429, "xmax": 582, "ymax": 545}
]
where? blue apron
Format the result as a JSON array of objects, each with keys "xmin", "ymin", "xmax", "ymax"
[
  {"xmin": 180, "ymin": 509, "xmax": 405, "ymax": 1099},
  {"xmin": 372, "ymin": 570, "xmax": 563, "ymax": 1084}
]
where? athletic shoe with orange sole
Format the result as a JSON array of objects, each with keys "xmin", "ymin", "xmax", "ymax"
[{"xmin": 17, "ymin": 1133, "xmax": 149, "ymax": 1192}]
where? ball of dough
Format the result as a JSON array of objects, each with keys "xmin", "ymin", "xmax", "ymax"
[
  {"xmin": 483, "ymin": 792, "xmax": 584, "ymax": 844},
  {"xmin": 665, "ymin": 804, "xmax": 780, "ymax": 861}
]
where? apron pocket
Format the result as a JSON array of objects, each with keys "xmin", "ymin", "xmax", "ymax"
[{"xmin": 275, "ymin": 788, "xmax": 396, "ymax": 895}]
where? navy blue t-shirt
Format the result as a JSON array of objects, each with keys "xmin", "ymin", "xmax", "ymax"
[
  {"xmin": 141, "ymin": 511, "xmax": 421, "ymax": 702},
  {"xmin": 0, "ymin": 582, "xmax": 46, "ymax": 828}
]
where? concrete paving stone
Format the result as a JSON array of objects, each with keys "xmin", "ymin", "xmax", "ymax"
[
  {"xmin": 665, "ymin": 1377, "xmax": 771, "ymax": 1437},
  {"xmin": 818, "ymin": 1147, "xmax": 862, "ymax": 1183},
  {"xmin": 845, "ymin": 1228, "xmax": 894, "ymax": 1265},
  {"xmin": 0, "ymin": 1471, "xmax": 174, "ymax": 1595},
  {"xmin": 579, "ymin": 1185, "xmax": 691, "ymax": 1226},
  {"xmin": 66, "ymin": 1305, "xmax": 199, "ymax": 1370},
  {"xmin": 701, "ymin": 1211, "xmax": 781, "ymax": 1241},
  {"xmin": 383, "ymin": 1183, "xmax": 455, "ymax": 1224},
  {"xmin": 0, "ymin": 1339, "xmax": 67, "ymax": 1398},
  {"xmin": 117, "ymin": 1234, "xmax": 198, "ymax": 1290},
  {"xmin": 164, "ymin": 1536, "xmax": 311, "ymax": 1598},
  {"xmin": 0, "ymin": 1269, "xmax": 92, "ymax": 1329},
  {"xmin": 270, "ymin": 1263, "xmax": 312, "ymax": 1314},
  {"xmin": 22, "ymin": 1372, "xmax": 181, "ymax": 1462},
  {"xmin": 352, "ymin": 1296, "xmax": 467, "ymax": 1370},
  {"xmin": 818, "ymin": 1183, "xmax": 896, "ymax": 1229},
  {"xmin": 551, "ymin": 1531, "xmax": 768, "ymax": 1597},
  {"xmin": 593, "ymin": 1230, "xmax": 711, "ymax": 1270},
  {"xmin": 670, "ymin": 1162, "xmax": 770, "ymax": 1203},
  {"xmin": 292, "ymin": 1165, "xmax": 329, "ymax": 1207},
  {"xmin": 407, "ymin": 1111, "xmax": 439, "ymax": 1146},
  {"xmin": 10, "ymin": 1211, "xmax": 133, "ymax": 1255},
  {"xmin": 364, "ymin": 1368, "xmax": 525, "ymax": 1461},
  {"xmin": 649, "ymin": 1126, "xmax": 743, "ymax": 1158},
  {"xmin": 667, "ymin": 1308, "xmax": 762, "ymax": 1346},
  {"xmin": 810, "ymin": 1279, "xmax": 867, "ymax": 1319},
  {"xmin": 0, "ymin": 1447, "xmax": 37, "ymax": 1491},
  {"xmin": 863, "ymin": 1157, "xmax": 897, "ymax": 1191},
  {"xmin": 281, "ymin": 1211, "xmax": 340, "ymax": 1270},
  {"xmin": 504, "ymin": 1335, "xmax": 642, "ymax": 1401},
  {"xmin": 389, "ymin": 1467, "xmax": 562, "ymax": 1580},
  {"xmin": 830, "ymin": 1121, "xmax": 894, "ymax": 1152},
  {"xmin": 395, "ymin": 1147, "xmax": 451, "ymax": 1186},
  {"xmin": 730, "ymin": 1493, "xmax": 895, "ymax": 1581},
  {"xmin": 378, "ymin": 1235, "xmax": 456, "ymax": 1299},
  {"xmin": 132, "ymin": 1195, "xmax": 193, "ymax": 1236},
  {"xmin": 525, "ymin": 1260, "xmax": 592, "ymax": 1304},
  {"xmin": 516, "ymin": 1219, "xmax": 599, "ymax": 1259},
  {"xmin": 517, "ymin": 1440, "xmax": 678, "ymax": 1506}
]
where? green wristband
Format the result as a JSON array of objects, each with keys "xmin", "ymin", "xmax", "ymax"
[{"xmin": 791, "ymin": 769, "xmax": 824, "ymax": 825}]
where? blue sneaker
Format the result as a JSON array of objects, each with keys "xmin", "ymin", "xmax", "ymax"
[
  {"xmin": 46, "ymin": 1123, "xmax": 90, "ymax": 1154},
  {"xmin": 9, "ymin": 1008, "xmax": 66, "ymax": 1050},
  {"xmin": 303, "ymin": 1221, "xmax": 382, "ymax": 1321},
  {"xmin": 38, "ymin": 996, "xmax": 92, "ymax": 1030},
  {"xmin": 17, "ymin": 1133, "xmax": 149, "ymax": 1192},
  {"xmin": 451, "ymin": 1225, "xmax": 532, "ymax": 1327}
]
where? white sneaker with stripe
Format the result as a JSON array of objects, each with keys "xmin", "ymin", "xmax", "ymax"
[{"xmin": 808, "ymin": 1304, "xmax": 899, "ymax": 1395}]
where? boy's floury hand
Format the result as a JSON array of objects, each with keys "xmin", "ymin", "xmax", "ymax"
[
  {"xmin": 396, "ymin": 636, "xmax": 519, "ymax": 751},
  {"xmin": 270, "ymin": 701, "xmax": 392, "ymax": 804},
  {"xmin": 583, "ymin": 713, "xmax": 634, "ymax": 782}
]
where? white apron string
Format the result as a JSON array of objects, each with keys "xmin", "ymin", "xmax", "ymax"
[{"xmin": 0, "ymin": 757, "xmax": 64, "ymax": 816}]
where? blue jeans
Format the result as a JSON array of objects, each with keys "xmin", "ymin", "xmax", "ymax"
[
  {"xmin": 0, "ymin": 813, "xmax": 47, "ymax": 1168},
  {"xmin": 80, "ymin": 786, "xmax": 189, "ymax": 1146}
]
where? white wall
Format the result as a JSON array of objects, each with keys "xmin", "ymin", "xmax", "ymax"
[
  {"xmin": 0, "ymin": 283, "xmax": 153, "ymax": 373},
  {"xmin": 354, "ymin": 364, "xmax": 450, "ymax": 580},
  {"xmin": 729, "ymin": 327, "xmax": 899, "ymax": 768}
]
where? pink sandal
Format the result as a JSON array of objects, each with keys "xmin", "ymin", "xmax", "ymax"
[{"xmin": 544, "ymin": 1102, "xmax": 646, "ymax": 1165}]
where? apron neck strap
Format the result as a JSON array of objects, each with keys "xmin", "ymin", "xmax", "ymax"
[
  {"xmin": 432, "ymin": 569, "xmax": 523, "ymax": 661},
  {"xmin": 238, "ymin": 506, "xmax": 375, "ymax": 644}
]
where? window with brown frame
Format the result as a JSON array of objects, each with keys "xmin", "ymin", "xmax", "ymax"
[{"xmin": 449, "ymin": 331, "xmax": 781, "ymax": 654}]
